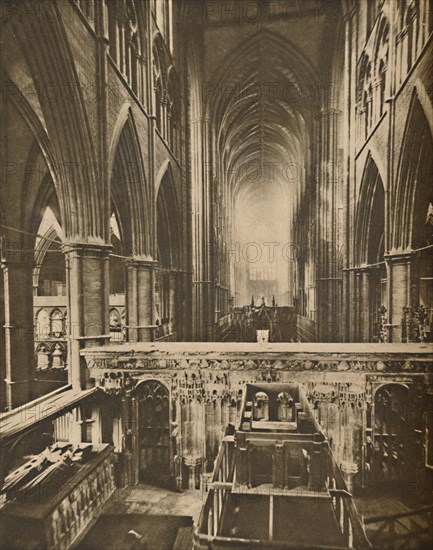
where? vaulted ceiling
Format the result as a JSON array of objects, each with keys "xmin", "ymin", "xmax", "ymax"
[{"xmin": 199, "ymin": 0, "xmax": 343, "ymax": 211}]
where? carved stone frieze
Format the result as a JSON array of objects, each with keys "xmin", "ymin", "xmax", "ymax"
[{"xmin": 85, "ymin": 354, "xmax": 433, "ymax": 374}]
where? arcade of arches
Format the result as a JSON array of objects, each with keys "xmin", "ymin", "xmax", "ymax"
[{"xmin": 0, "ymin": 1, "xmax": 432, "ymax": 548}]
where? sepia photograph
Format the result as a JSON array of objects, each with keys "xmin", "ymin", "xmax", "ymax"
[{"xmin": 0, "ymin": 0, "xmax": 432, "ymax": 548}]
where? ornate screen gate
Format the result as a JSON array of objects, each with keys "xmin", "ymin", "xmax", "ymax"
[
  {"xmin": 136, "ymin": 380, "xmax": 171, "ymax": 487},
  {"xmin": 372, "ymin": 383, "xmax": 416, "ymax": 486}
]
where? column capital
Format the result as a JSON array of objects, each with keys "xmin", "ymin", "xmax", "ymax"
[
  {"xmin": 317, "ymin": 108, "xmax": 342, "ymax": 119},
  {"xmin": 124, "ymin": 256, "xmax": 158, "ymax": 268},
  {"xmin": 192, "ymin": 116, "xmax": 211, "ymax": 126},
  {"xmin": 62, "ymin": 241, "xmax": 112, "ymax": 255},
  {"xmin": 384, "ymin": 249, "xmax": 413, "ymax": 263}
]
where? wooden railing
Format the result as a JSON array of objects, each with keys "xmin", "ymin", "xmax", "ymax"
[
  {"xmin": 363, "ymin": 505, "xmax": 433, "ymax": 549},
  {"xmin": 324, "ymin": 444, "xmax": 372, "ymax": 549},
  {"xmin": 195, "ymin": 437, "xmax": 371, "ymax": 549},
  {"xmin": 197, "ymin": 436, "xmax": 235, "ymax": 540},
  {"xmin": 155, "ymin": 331, "xmax": 177, "ymax": 342}
]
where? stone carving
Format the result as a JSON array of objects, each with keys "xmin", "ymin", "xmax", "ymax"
[{"xmin": 87, "ymin": 354, "xmax": 433, "ymax": 375}]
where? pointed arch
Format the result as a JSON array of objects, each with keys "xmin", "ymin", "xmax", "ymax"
[
  {"xmin": 167, "ymin": 66, "xmax": 181, "ymax": 156},
  {"xmin": 207, "ymin": 28, "xmax": 320, "ymax": 118},
  {"xmin": 11, "ymin": 3, "xmax": 104, "ymax": 240},
  {"xmin": 156, "ymin": 162, "xmax": 181, "ymax": 270},
  {"xmin": 109, "ymin": 211, "xmax": 125, "ymax": 295},
  {"xmin": 2, "ymin": 72, "xmax": 60, "ymax": 205},
  {"xmin": 110, "ymin": 106, "xmax": 150, "ymax": 257},
  {"xmin": 394, "ymin": 92, "xmax": 433, "ymax": 250},
  {"xmin": 152, "ymin": 31, "xmax": 171, "ymax": 136},
  {"xmin": 0, "ymin": 78, "xmax": 62, "ymax": 247},
  {"xmin": 33, "ymin": 221, "xmax": 64, "ymax": 295},
  {"xmin": 373, "ymin": 16, "xmax": 390, "ymax": 118},
  {"xmin": 355, "ymin": 153, "xmax": 385, "ymax": 265}
]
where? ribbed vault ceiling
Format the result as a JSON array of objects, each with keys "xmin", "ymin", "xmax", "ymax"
[
  {"xmin": 205, "ymin": 28, "xmax": 321, "ymax": 304},
  {"xmin": 208, "ymin": 29, "xmax": 317, "ymax": 222}
]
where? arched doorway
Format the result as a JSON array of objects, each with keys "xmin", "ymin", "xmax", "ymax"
[
  {"xmin": 372, "ymin": 384, "xmax": 417, "ymax": 487},
  {"xmin": 136, "ymin": 380, "xmax": 171, "ymax": 487}
]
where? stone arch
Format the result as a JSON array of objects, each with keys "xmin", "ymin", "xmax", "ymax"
[
  {"xmin": 135, "ymin": 377, "xmax": 170, "ymax": 394},
  {"xmin": 373, "ymin": 16, "xmax": 390, "ymax": 118},
  {"xmin": 107, "ymin": 0, "xmax": 146, "ymax": 103},
  {"xmin": 206, "ymin": 30, "xmax": 317, "ymax": 195},
  {"xmin": 156, "ymin": 163, "xmax": 181, "ymax": 270},
  {"xmin": 108, "ymin": 212, "xmax": 125, "ymax": 296},
  {"xmin": 2, "ymin": 74, "xmax": 61, "ymax": 210},
  {"xmin": 355, "ymin": 153, "xmax": 386, "ymax": 266},
  {"xmin": 110, "ymin": 107, "xmax": 150, "ymax": 257},
  {"xmin": 0, "ymin": 85, "xmax": 62, "ymax": 255},
  {"xmin": 406, "ymin": 0, "xmax": 420, "ymax": 71},
  {"xmin": 393, "ymin": 91, "xmax": 433, "ymax": 251},
  {"xmin": 371, "ymin": 382, "xmax": 416, "ymax": 484},
  {"xmin": 109, "ymin": 307, "xmax": 121, "ymax": 324},
  {"xmin": 11, "ymin": 3, "xmax": 105, "ymax": 240},
  {"xmin": 155, "ymin": 163, "xmax": 181, "ymax": 339},
  {"xmin": 354, "ymin": 153, "xmax": 387, "ymax": 342},
  {"xmin": 372, "ymin": 382, "xmax": 410, "ymax": 398},
  {"xmin": 253, "ymin": 391, "xmax": 269, "ymax": 421},
  {"xmin": 50, "ymin": 309, "xmax": 65, "ymax": 338},
  {"xmin": 33, "ymin": 217, "xmax": 64, "ymax": 296},
  {"xmin": 358, "ymin": 54, "xmax": 373, "ymax": 139},
  {"xmin": 167, "ymin": 66, "xmax": 180, "ymax": 156},
  {"xmin": 135, "ymin": 379, "xmax": 171, "ymax": 486},
  {"xmin": 35, "ymin": 309, "xmax": 50, "ymax": 340},
  {"xmin": 152, "ymin": 32, "xmax": 170, "ymax": 134},
  {"xmin": 206, "ymin": 28, "xmax": 319, "ymax": 117}
]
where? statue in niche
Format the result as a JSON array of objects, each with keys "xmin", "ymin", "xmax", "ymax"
[
  {"xmin": 37, "ymin": 344, "xmax": 50, "ymax": 370},
  {"xmin": 277, "ymin": 392, "xmax": 294, "ymax": 421},
  {"xmin": 51, "ymin": 343, "xmax": 64, "ymax": 368},
  {"xmin": 253, "ymin": 391, "xmax": 269, "ymax": 421}
]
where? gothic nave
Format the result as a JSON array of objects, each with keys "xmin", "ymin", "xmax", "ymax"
[{"xmin": 0, "ymin": 1, "xmax": 432, "ymax": 549}]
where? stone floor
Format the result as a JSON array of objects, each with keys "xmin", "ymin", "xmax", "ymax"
[
  {"xmin": 76, "ymin": 484, "xmax": 203, "ymax": 550},
  {"xmin": 104, "ymin": 484, "xmax": 205, "ymax": 524},
  {"xmin": 77, "ymin": 482, "xmax": 432, "ymax": 549}
]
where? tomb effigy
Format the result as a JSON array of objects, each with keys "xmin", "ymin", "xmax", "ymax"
[{"xmin": 1, "ymin": 442, "xmax": 115, "ymax": 550}]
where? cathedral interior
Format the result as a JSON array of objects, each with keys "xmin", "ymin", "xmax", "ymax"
[{"xmin": 0, "ymin": 0, "xmax": 432, "ymax": 548}]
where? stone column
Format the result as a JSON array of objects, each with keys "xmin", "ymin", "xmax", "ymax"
[
  {"xmin": 340, "ymin": 461, "xmax": 359, "ymax": 494},
  {"xmin": 191, "ymin": 117, "xmax": 215, "ymax": 341},
  {"xmin": 125, "ymin": 257, "xmax": 157, "ymax": 342},
  {"xmin": 184, "ymin": 455, "xmax": 202, "ymax": 490},
  {"xmin": 169, "ymin": 272, "xmax": 177, "ymax": 335},
  {"xmin": 347, "ymin": 270, "xmax": 356, "ymax": 342},
  {"xmin": 1, "ymin": 259, "xmax": 35, "ymax": 407},
  {"xmin": 361, "ymin": 268, "xmax": 370, "ymax": 342},
  {"xmin": 315, "ymin": 108, "xmax": 341, "ymax": 342},
  {"xmin": 354, "ymin": 270, "xmax": 362, "ymax": 342},
  {"xmin": 0, "ymin": 267, "xmax": 6, "ymax": 408},
  {"xmin": 63, "ymin": 242, "xmax": 111, "ymax": 391}
]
